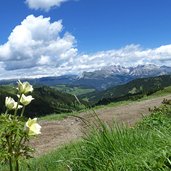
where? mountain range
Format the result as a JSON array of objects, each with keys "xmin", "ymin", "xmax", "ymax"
[
  {"xmin": 0, "ymin": 64, "xmax": 171, "ymax": 90},
  {"xmin": 78, "ymin": 64, "xmax": 171, "ymax": 89}
]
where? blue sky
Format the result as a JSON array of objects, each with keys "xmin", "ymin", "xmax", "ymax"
[{"xmin": 0, "ymin": 0, "xmax": 171, "ymax": 79}]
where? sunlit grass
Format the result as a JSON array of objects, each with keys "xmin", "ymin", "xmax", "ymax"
[
  {"xmin": 40, "ymin": 86, "xmax": 171, "ymax": 121},
  {"xmin": 52, "ymin": 84, "xmax": 95, "ymax": 96},
  {"xmin": 40, "ymin": 111, "xmax": 79, "ymax": 121},
  {"xmin": 2, "ymin": 105, "xmax": 170, "ymax": 171},
  {"xmin": 1, "ymin": 103, "xmax": 171, "ymax": 171}
]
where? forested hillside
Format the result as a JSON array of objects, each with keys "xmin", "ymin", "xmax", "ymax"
[
  {"xmin": 0, "ymin": 85, "xmax": 86, "ymax": 117},
  {"xmin": 80, "ymin": 75, "xmax": 171, "ymax": 105}
]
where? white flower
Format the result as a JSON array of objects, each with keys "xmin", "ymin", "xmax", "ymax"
[
  {"xmin": 20, "ymin": 94, "xmax": 34, "ymax": 106},
  {"xmin": 5, "ymin": 97, "xmax": 22, "ymax": 110},
  {"xmin": 17, "ymin": 80, "xmax": 33, "ymax": 94},
  {"xmin": 25, "ymin": 118, "xmax": 41, "ymax": 136}
]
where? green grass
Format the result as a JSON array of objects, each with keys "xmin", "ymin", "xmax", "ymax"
[
  {"xmin": 2, "ymin": 105, "xmax": 171, "ymax": 170},
  {"xmin": 52, "ymin": 84, "xmax": 95, "ymax": 96},
  {"xmin": 22, "ymin": 142, "xmax": 82, "ymax": 171},
  {"xmin": 69, "ymin": 106, "xmax": 171, "ymax": 171},
  {"xmin": 92, "ymin": 86, "xmax": 171, "ymax": 111},
  {"xmin": 145, "ymin": 86, "xmax": 171, "ymax": 98},
  {"xmin": 0, "ymin": 142, "xmax": 81, "ymax": 171},
  {"xmin": 2, "ymin": 86, "xmax": 171, "ymax": 170},
  {"xmin": 39, "ymin": 106, "xmax": 90, "ymax": 121},
  {"xmin": 96, "ymin": 85, "xmax": 171, "ymax": 108},
  {"xmin": 40, "ymin": 111, "xmax": 79, "ymax": 121},
  {"xmin": 40, "ymin": 100, "xmax": 133, "ymax": 121},
  {"xmin": 0, "ymin": 85, "xmax": 16, "ymax": 94},
  {"xmin": 40, "ymin": 86, "xmax": 171, "ymax": 121}
]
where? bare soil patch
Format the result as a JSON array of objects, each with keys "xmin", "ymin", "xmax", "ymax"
[{"xmin": 31, "ymin": 95, "xmax": 171, "ymax": 156}]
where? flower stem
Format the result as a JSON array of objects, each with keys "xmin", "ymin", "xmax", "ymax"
[
  {"xmin": 15, "ymin": 159, "xmax": 19, "ymax": 171},
  {"xmin": 20, "ymin": 105, "xmax": 25, "ymax": 117},
  {"xmin": 14, "ymin": 94, "xmax": 22, "ymax": 116},
  {"xmin": 6, "ymin": 136, "xmax": 14, "ymax": 171},
  {"xmin": 5, "ymin": 109, "xmax": 9, "ymax": 115},
  {"xmin": 9, "ymin": 157, "xmax": 13, "ymax": 171}
]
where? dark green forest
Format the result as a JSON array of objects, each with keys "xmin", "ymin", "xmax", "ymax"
[
  {"xmin": 0, "ymin": 85, "xmax": 86, "ymax": 117},
  {"xmin": 80, "ymin": 75, "xmax": 171, "ymax": 105}
]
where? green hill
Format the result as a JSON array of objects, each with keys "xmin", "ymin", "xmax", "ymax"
[
  {"xmin": 82, "ymin": 75, "xmax": 171, "ymax": 105},
  {"xmin": 52, "ymin": 84, "xmax": 95, "ymax": 96},
  {"xmin": 0, "ymin": 85, "xmax": 86, "ymax": 117}
]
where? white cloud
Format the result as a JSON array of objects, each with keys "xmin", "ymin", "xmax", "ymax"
[
  {"xmin": 75, "ymin": 44, "xmax": 171, "ymax": 71},
  {"xmin": 26, "ymin": 0, "xmax": 70, "ymax": 11},
  {"xmin": 37, "ymin": 55, "xmax": 51, "ymax": 65},
  {"xmin": 0, "ymin": 15, "xmax": 171, "ymax": 80},
  {"xmin": 0, "ymin": 15, "xmax": 77, "ymax": 72}
]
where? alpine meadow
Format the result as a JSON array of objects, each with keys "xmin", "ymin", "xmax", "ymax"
[{"xmin": 1, "ymin": 0, "xmax": 171, "ymax": 171}]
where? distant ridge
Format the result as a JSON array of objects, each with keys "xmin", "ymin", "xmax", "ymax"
[
  {"xmin": 77, "ymin": 64, "xmax": 171, "ymax": 90},
  {"xmin": 0, "ymin": 64, "xmax": 171, "ymax": 90},
  {"xmin": 82, "ymin": 74, "xmax": 171, "ymax": 105}
]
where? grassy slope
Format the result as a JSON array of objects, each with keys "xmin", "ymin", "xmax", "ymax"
[
  {"xmin": 71, "ymin": 107, "xmax": 171, "ymax": 171},
  {"xmin": 1, "ymin": 87, "xmax": 171, "ymax": 170},
  {"xmin": 40, "ymin": 86, "xmax": 171, "ymax": 121},
  {"xmin": 52, "ymin": 84, "xmax": 95, "ymax": 96},
  {"xmin": 2, "ymin": 104, "xmax": 171, "ymax": 170},
  {"xmin": 83, "ymin": 75, "xmax": 171, "ymax": 105}
]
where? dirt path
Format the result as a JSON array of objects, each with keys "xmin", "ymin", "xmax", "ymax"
[{"xmin": 31, "ymin": 95, "xmax": 171, "ymax": 156}]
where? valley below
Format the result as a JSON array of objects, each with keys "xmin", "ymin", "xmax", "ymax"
[{"xmin": 31, "ymin": 94, "xmax": 171, "ymax": 156}]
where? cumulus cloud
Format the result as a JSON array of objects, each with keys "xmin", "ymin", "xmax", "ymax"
[
  {"xmin": 0, "ymin": 15, "xmax": 77, "ymax": 73},
  {"xmin": 26, "ymin": 0, "xmax": 70, "ymax": 11},
  {"xmin": 0, "ymin": 15, "xmax": 171, "ymax": 80}
]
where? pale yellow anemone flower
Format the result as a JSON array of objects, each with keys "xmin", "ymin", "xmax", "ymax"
[
  {"xmin": 19, "ymin": 94, "xmax": 34, "ymax": 106},
  {"xmin": 25, "ymin": 118, "xmax": 41, "ymax": 136},
  {"xmin": 17, "ymin": 80, "xmax": 33, "ymax": 94},
  {"xmin": 5, "ymin": 97, "xmax": 22, "ymax": 110}
]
